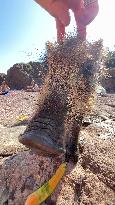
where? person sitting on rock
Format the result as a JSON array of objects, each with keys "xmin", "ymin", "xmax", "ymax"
[
  {"xmin": 26, "ymin": 80, "xmax": 39, "ymax": 92},
  {"xmin": 0, "ymin": 80, "xmax": 10, "ymax": 95}
]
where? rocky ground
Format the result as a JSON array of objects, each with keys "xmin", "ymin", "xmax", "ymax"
[
  {"xmin": 0, "ymin": 91, "xmax": 38, "ymax": 127},
  {"xmin": 0, "ymin": 91, "xmax": 115, "ymax": 205}
]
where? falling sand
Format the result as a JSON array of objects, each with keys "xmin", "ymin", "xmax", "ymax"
[{"xmin": 19, "ymin": 34, "xmax": 106, "ymax": 163}]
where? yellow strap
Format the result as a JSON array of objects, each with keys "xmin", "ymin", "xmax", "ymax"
[{"xmin": 25, "ymin": 162, "xmax": 67, "ymax": 205}]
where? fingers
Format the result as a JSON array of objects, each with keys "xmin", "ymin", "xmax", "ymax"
[
  {"xmin": 52, "ymin": 1, "xmax": 70, "ymax": 27},
  {"xmin": 53, "ymin": 1, "xmax": 71, "ymax": 41},
  {"xmin": 73, "ymin": 7, "xmax": 86, "ymax": 40},
  {"xmin": 34, "ymin": 0, "xmax": 70, "ymax": 27},
  {"xmin": 68, "ymin": 0, "xmax": 84, "ymax": 10},
  {"xmin": 34, "ymin": 0, "xmax": 53, "ymax": 12},
  {"xmin": 74, "ymin": 2, "xmax": 99, "ymax": 26},
  {"xmin": 72, "ymin": 1, "xmax": 99, "ymax": 40},
  {"xmin": 56, "ymin": 18, "xmax": 65, "ymax": 42},
  {"xmin": 77, "ymin": 22, "xmax": 86, "ymax": 40}
]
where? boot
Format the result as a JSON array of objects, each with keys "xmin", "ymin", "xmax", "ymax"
[{"xmin": 19, "ymin": 88, "xmax": 68, "ymax": 157}]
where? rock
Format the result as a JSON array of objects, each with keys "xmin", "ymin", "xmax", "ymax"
[
  {"xmin": 81, "ymin": 129, "xmax": 115, "ymax": 190},
  {"xmin": 6, "ymin": 62, "xmax": 48, "ymax": 90},
  {"xmin": 0, "ymin": 92, "xmax": 114, "ymax": 204},
  {"xmin": 82, "ymin": 116, "xmax": 92, "ymax": 127},
  {"xmin": 94, "ymin": 95, "xmax": 115, "ymax": 120},
  {"xmin": 6, "ymin": 64, "xmax": 32, "ymax": 90},
  {"xmin": 0, "ymin": 91, "xmax": 38, "ymax": 127},
  {"xmin": 101, "ymin": 67, "xmax": 115, "ymax": 93},
  {"xmin": 0, "ymin": 127, "xmax": 115, "ymax": 205},
  {"xmin": 0, "ymin": 125, "xmax": 27, "ymax": 156},
  {"xmin": 0, "ymin": 152, "xmax": 59, "ymax": 205},
  {"xmin": 96, "ymin": 85, "xmax": 107, "ymax": 96}
]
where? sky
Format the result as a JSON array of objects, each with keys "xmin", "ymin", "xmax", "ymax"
[{"xmin": 0, "ymin": 0, "xmax": 115, "ymax": 74}]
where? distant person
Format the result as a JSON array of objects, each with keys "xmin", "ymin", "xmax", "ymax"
[
  {"xmin": 33, "ymin": 82, "xmax": 39, "ymax": 92},
  {"xmin": 34, "ymin": 0, "xmax": 99, "ymax": 41},
  {"xmin": 26, "ymin": 80, "xmax": 39, "ymax": 92},
  {"xmin": 31, "ymin": 79, "xmax": 36, "ymax": 87},
  {"xmin": 0, "ymin": 81, "xmax": 10, "ymax": 95}
]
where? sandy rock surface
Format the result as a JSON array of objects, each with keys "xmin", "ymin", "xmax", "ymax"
[
  {"xmin": 0, "ymin": 92, "xmax": 115, "ymax": 205},
  {"xmin": 0, "ymin": 125, "xmax": 27, "ymax": 156},
  {"xmin": 0, "ymin": 91, "xmax": 38, "ymax": 127},
  {"xmin": 0, "ymin": 131, "xmax": 114, "ymax": 205}
]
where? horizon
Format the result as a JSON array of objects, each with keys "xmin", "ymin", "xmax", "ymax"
[{"xmin": 0, "ymin": 0, "xmax": 115, "ymax": 74}]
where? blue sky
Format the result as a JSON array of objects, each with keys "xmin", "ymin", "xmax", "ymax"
[{"xmin": 0, "ymin": 0, "xmax": 115, "ymax": 73}]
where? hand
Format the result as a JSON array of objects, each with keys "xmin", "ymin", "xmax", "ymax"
[
  {"xmin": 34, "ymin": 0, "xmax": 99, "ymax": 41},
  {"xmin": 34, "ymin": 0, "xmax": 77, "ymax": 26},
  {"xmin": 34, "ymin": 0, "xmax": 83, "ymax": 41}
]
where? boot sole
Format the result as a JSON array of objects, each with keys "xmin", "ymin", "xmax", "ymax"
[{"xmin": 19, "ymin": 130, "xmax": 64, "ymax": 157}]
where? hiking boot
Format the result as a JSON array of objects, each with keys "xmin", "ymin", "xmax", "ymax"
[{"xmin": 19, "ymin": 89, "xmax": 67, "ymax": 157}]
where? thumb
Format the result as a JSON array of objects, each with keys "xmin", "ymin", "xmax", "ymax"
[
  {"xmin": 52, "ymin": 1, "xmax": 70, "ymax": 27},
  {"xmin": 34, "ymin": 0, "xmax": 70, "ymax": 27}
]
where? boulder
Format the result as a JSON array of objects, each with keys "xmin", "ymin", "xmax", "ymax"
[
  {"xmin": 0, "ymin": 124, "xmax": 115, "ymax": 205},
  {"xmin": 6, "ymin": 62, "xmax": 48, "ymax": 90},
  {"xmin": 6, "ymin": 64, "xmax": 32, "ymax": 90},
  {"xmin": 96, "ymin": 85, "xmax": 107, "ymax": 96},
  {"xmin": 101, "ymin": 67, "xmax": 115, "ymax": 93},
  {"xmin": 0, "ymin": 125, "xmax": 27, "ymax": 156}
]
